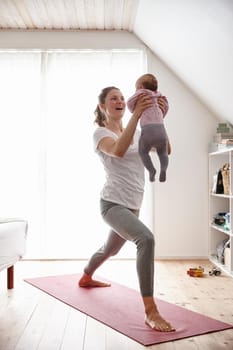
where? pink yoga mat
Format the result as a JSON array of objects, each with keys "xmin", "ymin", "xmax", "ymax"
[{"xmin": 24, "ymin": 273, "xmax": 233, "ymax": 346}]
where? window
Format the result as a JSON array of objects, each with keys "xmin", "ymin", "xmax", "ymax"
[{"xmin": 0, "ymin": 49, "xmax": 150, "ymax": 259}]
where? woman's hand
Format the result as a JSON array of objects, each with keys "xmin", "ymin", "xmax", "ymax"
[
  {"xmin": 157, "ymin": 96, "xmax": 169, "ymax": 117},
  {"xmin": 133, "ymin": 94, "xmax": 154, "ymax": 119}
]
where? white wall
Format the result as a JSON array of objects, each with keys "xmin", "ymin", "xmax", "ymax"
[
  {"xmin": 134, "ymin": 0, "xmax": 233, "ymax": 124},
  {"xmin": 147, "ymin": 49, "xmax": 217, "ymax": 258},
  {"xmin": 0, "ymin": 30, "xmax": 219, "ymax": 258},
  {"xmin": 0, "ymin": 30, "xmax": 144, "ymax": 49}
]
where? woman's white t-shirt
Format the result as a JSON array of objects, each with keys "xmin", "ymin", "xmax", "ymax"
[{"xmin": 93, "ymin": 127, "xmax": 145, "ymax": 210}]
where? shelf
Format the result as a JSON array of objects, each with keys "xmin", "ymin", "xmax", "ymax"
[
  {"xmin": 210, "ymin": 223, "xmax": 232, "ymax": 236},
  {"xmin": 209, "ymin": 147, "xmax": 233, "ymax": 277},
  {"xmin": 209, "ymin": 147, "xmax": 233, "ymax": 156},
  {"xmin": 209, "ymin": 256, "xmax": 233, "ymax": 276},
  {"xmin": 210, "ymin": 192, "xmax": 233, "ymax": 198}
]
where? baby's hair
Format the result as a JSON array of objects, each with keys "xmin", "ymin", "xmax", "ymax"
[
  {"xmin": 136, "ymin": 73, "xmax": 158, "ymax": 92},
  {"xmin": 94, "ymin": 86, "xmax": 119, "ymax": 127}
]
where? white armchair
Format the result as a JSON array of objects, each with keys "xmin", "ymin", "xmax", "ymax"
[{"xmin": 0, "ymin": 219, "xmax": 28, "ymax": 289}]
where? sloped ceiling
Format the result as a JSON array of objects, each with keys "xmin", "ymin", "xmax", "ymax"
[
  {"xmin": 0, "ymin": 0, "xmax": 232, "ymax": 123},
  {"xmin": 134, "ymin": 0, "xmax": 233, "ymax": 123}
]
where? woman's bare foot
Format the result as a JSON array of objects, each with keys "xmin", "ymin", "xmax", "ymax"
[
  {"xmin": 143, "ymin": 296, "xmax": 175, "ymax": 332},
  {"xmin": 78, "ymin": 273, "xmax": 111, "ymax": 288},
  {"xmin": 145, "ymin": 311, "xmax": 175, "ymax": 332}
]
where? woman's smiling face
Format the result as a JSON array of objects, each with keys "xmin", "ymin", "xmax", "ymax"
[{"xmin": 101, "ymin": 88, "xmax": 126, "ymax": 119}]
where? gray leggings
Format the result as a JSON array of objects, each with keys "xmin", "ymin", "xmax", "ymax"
[
  {"xmin": 84, "ymin": 199, "xmax": 155, "ymax": 297},
  {"xmin": 139, "ymin": 123, "xmax": 168, "ymax": 182}
]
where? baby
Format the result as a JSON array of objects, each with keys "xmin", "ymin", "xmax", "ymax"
[{"xmin": 127, "ymin": 73, "xmax": 169, "ymax": 182}]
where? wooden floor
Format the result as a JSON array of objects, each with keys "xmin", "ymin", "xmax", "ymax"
[{"xmin": 0, "ymin": 259, "xmax": 233, "ymax": 350}]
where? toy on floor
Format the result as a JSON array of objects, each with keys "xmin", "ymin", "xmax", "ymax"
[
  {"xmin": 187, "ymin": 266, "xmax": 204, "ymax": 277},
  {"xmin": 209, "ymin": 267, "xmax": 221, "ymax": 276}
]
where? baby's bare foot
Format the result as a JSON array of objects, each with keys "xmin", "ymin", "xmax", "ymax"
[{"xmin": 78, "ymin": 273, "xmax": 111, "ymax": 288}]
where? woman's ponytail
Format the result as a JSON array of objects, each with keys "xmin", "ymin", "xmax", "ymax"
[
  {"xmin": 94, "ymin": 86, "xmax": 119, "ymax": 127},
  {"xmin": 94, "ymin": 105, "xmax": 106, "ymax": 127}
]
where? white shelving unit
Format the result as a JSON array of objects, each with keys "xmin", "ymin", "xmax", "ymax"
[{"xmin": 209, "ymin": 147, "xmax": 233, "ymax": 276}]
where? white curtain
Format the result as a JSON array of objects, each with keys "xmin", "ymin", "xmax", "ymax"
[{"xmin": 0, "ymin": 49, "xmax": 151, "ymax": 259}]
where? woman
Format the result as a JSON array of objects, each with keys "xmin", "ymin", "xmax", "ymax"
[{"xmin": 79, "ymin": 86, "xmax": 174, "ymax": 332}]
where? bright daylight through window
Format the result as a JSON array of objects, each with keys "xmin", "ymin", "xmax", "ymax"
[{"xmin": 0, "ymin": 49, "xmax": 151, "ymax": 259}]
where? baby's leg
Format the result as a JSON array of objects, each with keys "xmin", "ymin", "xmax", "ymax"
[
  {"xmin": 156, "ymin": 142, "xmax": 169, "ymax": 182},
  {"xmin": 139, "ymin": 134, "xmax": 156, "ymax": 182}
]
